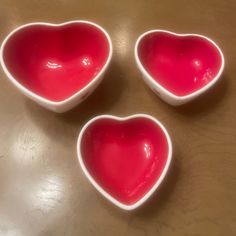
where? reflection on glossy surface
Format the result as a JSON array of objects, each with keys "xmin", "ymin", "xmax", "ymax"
[
  {"xmin": 3, "ymin": 23, "xmax": 110, "ymax": 101},
  {"xmin": 46, "ymin": 61, "xmax": 62, "ymax": 69},
  {"xmin": 81, "ymin": 57, "xmax": 92, "ymax": 67},
  {"xmin": 10, "ymin": 126, "xmax": 47, "ymax": 164},
  {"xmin": 137, "ymin": 32, "xmax": 223, "ymax": 96},
  {"xmin": 0, "ymin": 217, "xmax": 23, "ymax": 236},
  {"xmin": 31, "ymin": 175, "xmax": 63, "ymax": 213},
  {"xmin": 114, "ymin": 21, "xmax": 130, "ymax": 57},
  {"xmin": 81, "ymin": 117, "xmax": 169, "ymax": 205},
  {"xmin": 144, "ymin": 143, "xmax": 151, "ymax": 159}
]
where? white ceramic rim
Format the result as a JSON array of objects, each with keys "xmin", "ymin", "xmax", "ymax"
[
  {"xmin": 134, "ymin": 29, "xmax": 225, "ymax": 101},
  {"xmin": 77, "ymin": 114, "xmax": 173, "ymax": 210},
  {"xmin": 0, "ymin": 20, "xmax": 113, "ymax": 105}
]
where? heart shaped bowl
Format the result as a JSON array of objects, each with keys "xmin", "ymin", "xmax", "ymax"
[
  {"xmin": 77, "ymin": 114, "xmax": 172, "ymax": 210},
  {"xmin": 0, "ymin": 21, "xmax": 112, "ymax": 112},
  {"xmin": 135, "ymin": 30, "xmax": 225, "ymax": 106}
]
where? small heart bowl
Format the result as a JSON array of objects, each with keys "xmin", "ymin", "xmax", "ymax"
[
  {"xmin": 135, "ymin": 30, "xmax": 225, "ymax": 106},
  {"xmin": 0, "ymin": 21, "xmax": 112, "ymax": 112},
  {"xmin": 77, "ymin": 114, "xmax": 172, "ymax": 210}
]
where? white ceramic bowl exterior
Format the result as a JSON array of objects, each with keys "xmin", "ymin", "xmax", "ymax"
[
  {"xmin": 0, "ymin": 21, "xmax": 113, "ymax": 113},
  {"xmin": 77, "ymin": 114, "xmax": 172, "ymax": 210},
  {"xmin": 135, "ymin": 30, "xmax": 225, "ymax": 106}
]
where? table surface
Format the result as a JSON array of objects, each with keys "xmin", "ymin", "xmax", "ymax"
[{"xmin": 0, "ymin": 0, "xmax": 236, "ymax": 235}]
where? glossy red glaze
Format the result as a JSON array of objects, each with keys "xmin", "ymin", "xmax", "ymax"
[
  {"xmin": 81, "ymin": 117, "xmax": 169, "ymax": 205},
  {"xmin": 138, "ymin": 32, "xmax": 223, "ymax": 96},
  {"xmin": 2, "ymin": 23, "xmax": 110, "ymax": 101}
]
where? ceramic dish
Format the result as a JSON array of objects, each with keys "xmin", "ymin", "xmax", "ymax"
[
  {"xmin": 0, "ymin": 21, "xmax": 112, "ymax": 112},
  {"xmin": 135, "ymin": 30, "xmax": 224, "ymax": 105},
  {"xmin": 77, "ymin": 114, "xmax": 172, "ymax": 210}
]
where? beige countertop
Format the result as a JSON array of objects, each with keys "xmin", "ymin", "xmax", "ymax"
[{"xmin": 0, "ymin": 0, "xmax": 235, "ymax": 235}]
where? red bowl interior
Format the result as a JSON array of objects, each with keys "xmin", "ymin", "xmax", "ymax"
[
  {"xmin": 2, "ymin": 23, "xmax": 110, "ymax": 101},
  {"xmin": 80, "ymin": 117, "xmax": 170, "ymax": 205},
  {"xmin": 137, "ymin": 32, "xmax": 223, "ymax": 96}
]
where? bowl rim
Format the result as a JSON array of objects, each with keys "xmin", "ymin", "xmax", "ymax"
[
  {"xmin": 0, "ymin": 20, "xmax": 113, "ymax": 106},
  {"xmin": 134, "ymin": 29, "xmax": 225, "ymax": 101},
  {"xmin": 77, "ymin": 114, "xmax": 173, "ymax": 210}
]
